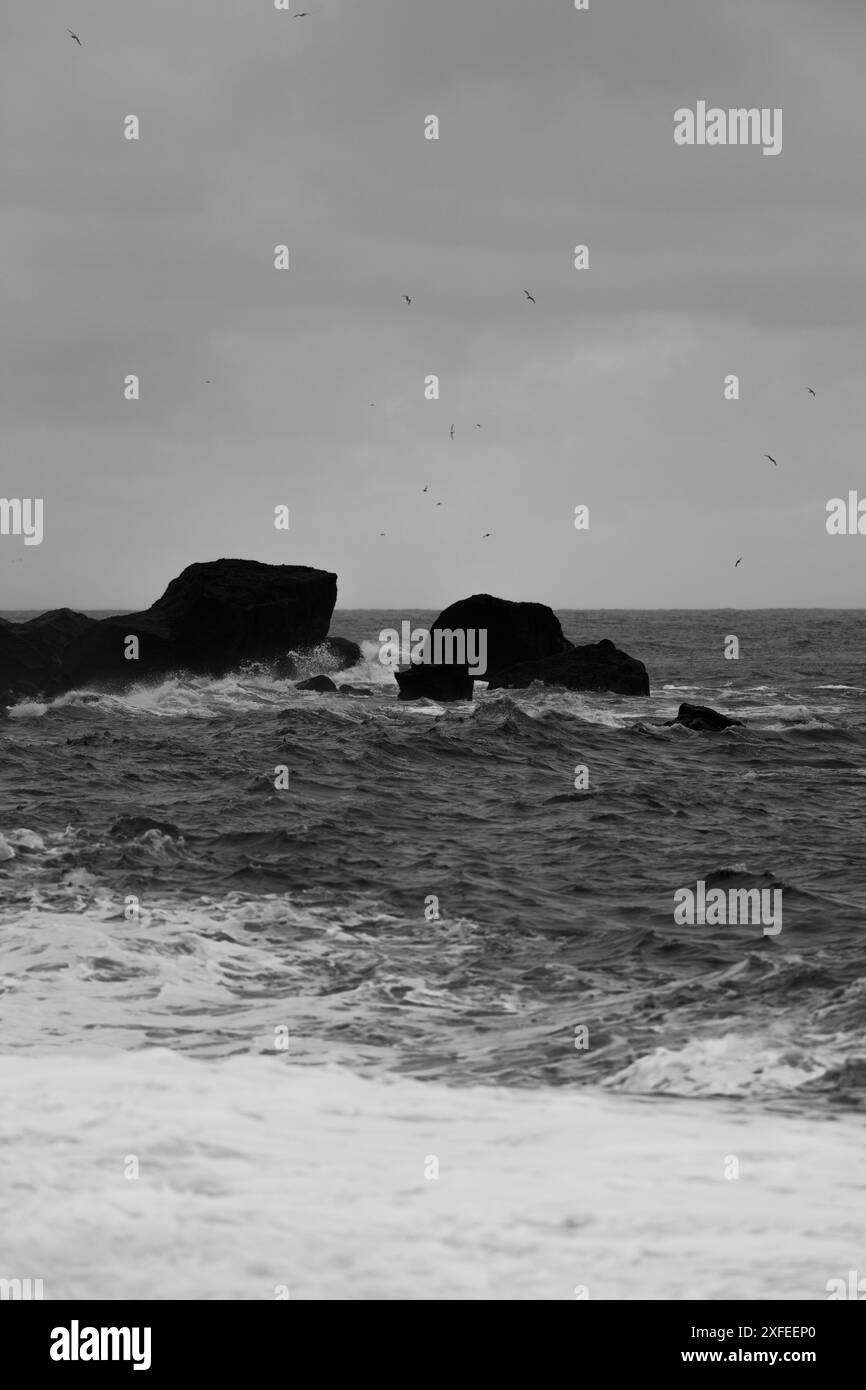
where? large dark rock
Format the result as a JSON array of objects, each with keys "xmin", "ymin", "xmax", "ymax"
[
  {"xmin": 666, "ymin": 702, "xmax": 744, "ymax": 732},
  {"xmin": 395, "ymin": 593, "xmax": 569, "ymax": 702},
  {"xmin": 54, "ymin": 560, "xmax": 337, "ymax": 693},
  {"xmin": 488, "ymin": 640, "xmax": 650, "ymax": 696},
  {"xmin": 395, "ymin": 663, "xmax": 475, "ymax": 702},
  {"xmin": 0, "ymin": 609, "xmax": 98, "ymax": 704}
]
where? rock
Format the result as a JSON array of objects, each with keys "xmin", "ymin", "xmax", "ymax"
[
  {"xmin": 666, "ymin": 702, "xmax": 744, "ymax": 732},
  {"xmin": 489, "ymin": 640, "xmax": 650, "ymax": 697},
  {"xmin": 110, "ymin": 815, "xmax": 181, "ymax": 839},
  {"xmin": 395, "ymin": 593, "xmax": 569, "ymax": 702},
  {"xmin": 324, "ymin": 636, "xmax": 362, "ymax": 671},
  {"xmin": 296, "ymin": 675, "xmax": 338, "ymax": 692},
  {"xmin": 0, "ymin": 609, "xmax": 99, "ymax": 702},
  {"xmin": 338, "ymin": 684, "xmax": 372, "ymax": 697},
  {"xmin": 54, "ymin": 559, "xmax": 337, "ymax": 694},
  {"xmin": 396, "ymin": 663, "xmax": 474, "ymax": 701}
]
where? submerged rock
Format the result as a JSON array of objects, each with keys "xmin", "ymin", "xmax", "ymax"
[
  {"xmin": 110, "ymin": 815, "xmax": 181, "ymax": 839},
  {"xmin": 488, "ymin": 640, "xmax": 650, "ymax": 697},
  {"xmin": 296, "ymin": 675, "xmax": 338, "ymax": 692},
  {"xmin": 666, "ymin": 702, "xmax": 744, "ymax": 732}
]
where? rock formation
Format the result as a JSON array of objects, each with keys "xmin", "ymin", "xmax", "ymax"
[
  {"xmin": 666, "ymin": 702, "xmax": 744, "ymax": 732},
  {"xmin": 394, "ymin": 595, "xmax": 648, "ymax": 701}
]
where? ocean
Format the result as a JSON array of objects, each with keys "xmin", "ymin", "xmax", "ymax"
[{"xmin": 1, "ymin": 608, "xmax": 865, "ymax": 1300}]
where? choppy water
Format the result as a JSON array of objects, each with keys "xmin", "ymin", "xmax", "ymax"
[{"xmin": 2, "ymin": 609, "xmax": 865, "ymax": 1298}]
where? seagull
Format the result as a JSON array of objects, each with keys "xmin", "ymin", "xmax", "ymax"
[
  {"xmin": 482, "ymin": 532, "xmax": 492, "ymax": 538},
  {"xmin": 523, "ymin": 290, "xmax": 536, "ymax": 304},
  {"xmin": 805, "ymin": 387, "xmax": 816, "ymax": 396},
  {"xmin": 435, "ymin": 502, "xmax": 443, "ymax": 507},
  {"xmin": 67, "ymin": 28, "xmax": 82, "ymax": 45},
  {"xmin": 422, "ymin": 484, "xmax": 428, "ymax": 493},
  {"xmin": 379, "ymin": 532, "xmax": 387, "ymax": 536},
  {"xmin": 734, "ymin": 557, "xmax": 742, "ymax": 568},
  {"xmin": 476, "ymin": 423, "xmax": 482, "ymax": 429},
  {"xmin": 293, "ymin": 11, "xmax": 309, "ymax": 16},
  {"xmin": 403, "ymin": 295, "xmax": 412, "ymax": 305},
  {"xmin": 764, "ymin": 454, "xmax": 778, "ymax": 466},
  {"xmin": 450, "ymin": 425, "xmax": 455, "ymax": 440}
]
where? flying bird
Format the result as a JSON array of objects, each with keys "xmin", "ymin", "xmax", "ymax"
[
  {"xmin": 764, "ymin": 454, "xmax": 778, "ymax": 466},
  {"xmin": 476, "ymin": 423, "xmax": 482, "ymax": 428},
  {"xmin": 523, "ymin": 290, "xmax": 536, "ymax": 304},
  {"xmin": 734, "ymin": 557, "xmax": 742, "ymax": 568},
  {"xmin": 293, "ymin": 11, "xmax": 309, "ymax": 16},
  {"xmin": 403, "ymin": 295, "xmax": 412, "ymax": 305},
  {"xmin": 482, "ymin": 532, "xmax": 492, "ymax": 538},
  {"xmin": 422, "ymin": 484, "xmax": 428, "ymax": 493},
  {"xmin": 379, "ymin": 532, "xmax": 387, "ymax": 536},
  {"xmin": 805, "ymin": 387, "xmax": 816, "ymax": 396},
  {"xmin": 450, "ymin": 425, "xmax": 455, "ymax": 440},
  {"xmin": 67, "ymin": 29, "xmax": 82, "ymax": 44},
  {"xmin": 435, "ymin": 502, "xmax": 443, "ymax": 507}
]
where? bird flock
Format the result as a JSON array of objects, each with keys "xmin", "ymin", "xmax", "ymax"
[
  {"xmin": 373, "ymin": 290, "xmax": 536, "ymax": 539},
  {"xmin": 62, "ymin": 24, "xmax": 816, "ymax": 570}
]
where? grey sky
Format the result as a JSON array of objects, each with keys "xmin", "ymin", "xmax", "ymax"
[{"xmin": 3, "ymin": 0, "xmax": 866, "ymax": 609}]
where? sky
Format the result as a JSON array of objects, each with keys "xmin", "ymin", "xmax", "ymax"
[{"xmin": 2, "ymin": 0, "xmax": 866, "ymax": 610}]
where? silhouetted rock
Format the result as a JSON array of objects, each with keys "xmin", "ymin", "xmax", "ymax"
[
  {"xmin": 324, "ymin": 636, "xmax": 362, "ymax": 670},
  {"xmin": 0, "ymin": 609, "xmax": 98, "ymax": 704},
  {"xmin": 395, "ymin": 593, "xmax": 569, "ymax": 702},
  {"xmin": 110, "ymin": 815, "xmax": 181, "ymax": 839},
  {"xmin": 296, "ymin": 675, "xmax": 338, "ymax": 692},
  {"xmin": 395, "ymin": 663, "xmax": 475, "ymax": 702},
  {"xmin": 489, "ymin": 640, "xmax": 650, "ymax": 697},
  {"xmin": 54, "ymin": 560, "xmax": 337, "ymax": 693},
  {"xmin": 666, "ymin": 702, "xmax": 744, "ymax": 732}
]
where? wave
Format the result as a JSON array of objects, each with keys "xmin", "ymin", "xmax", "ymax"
[{"xmin": 604, "ymin": 1033, "xmax": 845, "ymax": 1098}]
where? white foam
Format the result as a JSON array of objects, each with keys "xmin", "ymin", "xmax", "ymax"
[
  {"xmin": 605, "ymin": 1033, "xmax": 833, "ymax": 1098},
  {"xmin": 0, "ymin": 1050, "xmax": 861, "ymax": 1300}
]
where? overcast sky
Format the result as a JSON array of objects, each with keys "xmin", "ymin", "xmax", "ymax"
[{"xmin": 3, "ymin": 0, "xmax": 866, "ymax": 610}]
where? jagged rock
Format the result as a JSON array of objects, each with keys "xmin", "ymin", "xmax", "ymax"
[
  {"xmin": 0, "ymin": 609, "xmax": 98, "ymax": 702},
  {"xmin": 489, "ymin": 639, "xmax": 650, "ymax": 697}
]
